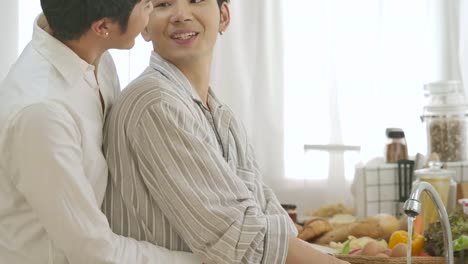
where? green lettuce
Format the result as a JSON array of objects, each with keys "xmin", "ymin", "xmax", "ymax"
[
  {"xmin": 424, "ymin": 205, "xmax": 468, "ymax": 258},
  {"xmin": 454, "ymin": 235, "xmax": 468, "ymax": 252}
]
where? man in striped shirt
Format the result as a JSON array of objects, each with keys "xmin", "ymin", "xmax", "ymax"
[{"xmin": 103, "ymin": 0, "xmax": 350, "ymax": 263}]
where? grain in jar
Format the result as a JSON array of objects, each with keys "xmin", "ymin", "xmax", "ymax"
[{"xmin": 422, "ymin": 81, "xmax": 468, "ymax": 162}]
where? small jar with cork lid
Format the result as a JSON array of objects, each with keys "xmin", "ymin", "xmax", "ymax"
[
  {"xmin": 281, "ymin": 204, "xmax": 297, "ymax": 223},
  {"xmin": 385, "ymin": 128, "xmax": 409, "ymax": 163}
]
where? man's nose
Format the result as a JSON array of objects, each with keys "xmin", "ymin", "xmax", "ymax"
[{"xmin": 170, "ymin": 2, "xmax": 193, "ymax": 23}]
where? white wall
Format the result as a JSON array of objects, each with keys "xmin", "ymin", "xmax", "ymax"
[{"xmin": 0, "ymin": 1, "xmax": 18, "ymax": 82}]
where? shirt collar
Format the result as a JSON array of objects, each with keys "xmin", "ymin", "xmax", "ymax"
[
  {"xmin": 32, "ymin": 14, "xmax": 95, "ymax": 85},
  {"xmin": 207, "ymin": 88, "xmax": 223, "ymax": 110},
  {"xmin": 149, "ymin": 51, "xmax": 207, "ymax": 104}
]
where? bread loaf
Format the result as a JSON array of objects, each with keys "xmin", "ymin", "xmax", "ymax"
[
  {"xmin": 298, "ymin": 217, "xmax": 332, "ymax": 242},
  {"xmin": 313, "ymin": 214, "xmax": 400, "ymax": 244}
]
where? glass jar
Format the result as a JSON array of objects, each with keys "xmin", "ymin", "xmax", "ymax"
[
  {"xmin": 459, "ymin": 199, "xmax": 468, "ymax": 215},
  {"xmin": 281, "ymin": 204, "xmax": 297, "ymax": 223},
  {"xmin": 413, "ymin": 163, "xmax": 457, "ymax": 233},
  {"xmin": 421, "ymin": 81, "xmax": 468, "ymax": 162},
  {"xmin": 385, "ymin": 128, "xmax": 408, "ymax": 163}
]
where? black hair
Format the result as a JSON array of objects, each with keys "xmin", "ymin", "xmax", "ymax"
[
  {"xmin": 40, "ymin": 0, "xmax": 143, "ymax": 41},
  {"xmin": 217, "ymin": 0, "xmax": 229, "ymax": 8}
]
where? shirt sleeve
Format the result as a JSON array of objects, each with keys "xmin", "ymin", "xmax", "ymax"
[
  {"xmin": 130, "ymin": 101, "xmax": 294, "ymax": 264},
  {"xmin": 11, "ymin": 103, "xmax": 200, "ymax": 264},
  {"xmin": 245, "ymin": 144, "xmax": 297, "ymax": 230}
]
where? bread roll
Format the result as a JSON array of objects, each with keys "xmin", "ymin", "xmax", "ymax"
[
  {"xmin": 350, "ymin": 214, "xmax": 400, "ymax": 240},
  {"xmin": 313, "ymin": 214, "xmax": 400, "ymax": 244},
  {"xmin": 312, "ymin": 224, "xmax": 353, "ymax": 244},
  {"xmin": 298, "ymin": 217, "xmax": 332, "ymax": 242}
]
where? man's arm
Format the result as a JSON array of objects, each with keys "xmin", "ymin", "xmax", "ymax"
[
  {"xmin": 12, "ymin": 103, "xmax": 199, "ymax": 264},
  {"xmin": 129, "ymin": 101, "xmax": 298, "ymax": 264},
  {"xmin": 245, "ymin": 142, "xmax": 296, "ymax": 224}
]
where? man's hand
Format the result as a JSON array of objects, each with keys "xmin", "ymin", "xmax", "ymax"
[{"xmin": 286, "ymin": 236, "xmax": 351, "ymax": 264}]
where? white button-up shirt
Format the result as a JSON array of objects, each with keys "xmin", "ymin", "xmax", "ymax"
[{"xmin": 0, "ymin": 15, "xmax": 199, "ymax": 264}]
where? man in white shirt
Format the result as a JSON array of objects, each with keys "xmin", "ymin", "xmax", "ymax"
[{"xmin": 0, "ymin": 0, "xmax": 199, "ymax": 263}]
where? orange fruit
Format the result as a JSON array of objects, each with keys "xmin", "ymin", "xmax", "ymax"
[{"xmin": 388, "ymin": 230, "xmax": 424, "ymax": 255}]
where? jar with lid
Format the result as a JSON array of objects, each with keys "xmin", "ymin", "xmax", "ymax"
[
  {"xmin": 413, "ymin": 162, "xmax": 457, "ymax": 233},
  {"xmin": 385, "ymin": 128, "xmax": 409, "ymax": 163},
  {"xmin": 281, "ymin": 204, "xmax": 297, "ymax": 223},
  {"xmin": 421, "ymin": 81, "xmax": 468, "ymax": 162}
]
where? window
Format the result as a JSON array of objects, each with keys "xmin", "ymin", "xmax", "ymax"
[{"xmin": 283, "ymin": 0, "xmax": 444, "ymax": 180}]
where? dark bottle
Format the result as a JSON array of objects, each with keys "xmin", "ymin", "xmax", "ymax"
[
  {"xmin": 385, "ymin": 128, "xmax": 408, "ymax": 163},
  {"xmin": 281, "ymin": 204, "xmax": 297, "ymax": 223}
]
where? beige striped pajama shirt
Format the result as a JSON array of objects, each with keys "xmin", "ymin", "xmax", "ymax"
[{"xmin": 103, "ymin": 52, "xmax": 297, "ymax": 264}]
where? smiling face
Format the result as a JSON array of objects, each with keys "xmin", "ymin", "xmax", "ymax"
[{"xmin": 143, "ymin": 0, "xmax": 230, "ymax": 66}]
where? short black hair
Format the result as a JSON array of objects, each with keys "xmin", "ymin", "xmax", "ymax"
[
  {"xmin": 217, "ymin": 0, "xmax": 229, "ymax": 8},
  {"xmin": 41, "ymin": 0, "xmax": 143, "ymax": 41}
]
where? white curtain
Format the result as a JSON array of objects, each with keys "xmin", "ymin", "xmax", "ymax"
[
  {"xmin": 0, "ymin": 1, "xmax": 18, "ymax": 82},
  {"xmin": 211, "ymin": 0, "xmax": 464, "ymax": 213},
  {"xmin": 210, "ymin": 0, "xmax": 285, "ymax": 192},
  {"xmin": 462, "ymin": 0, "xmax": 468, "ymax": 93}
]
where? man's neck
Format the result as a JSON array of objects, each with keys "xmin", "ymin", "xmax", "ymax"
[
  {"xmin": 178, "ymin": 59, "xmax": 212, "ymax": 108},
  {"xmin": 64, "ymin": 37, "xmax": 104, "ymax": 67}
]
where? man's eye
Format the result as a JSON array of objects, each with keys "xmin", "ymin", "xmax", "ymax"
[
  {"xmin": 191, "ymin": 0, "xmax": 204, "ymax": 3},
  {"xmin": 152, "ymin": 0, "xmax": 170, "ymax": 8},
  {"xmin": 154, "ymin": 1, "xmax": 170, "ymax": 7}
]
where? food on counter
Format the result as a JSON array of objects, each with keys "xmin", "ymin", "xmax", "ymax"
[
  {"xmin": 337, "ymin": 240, "xmax": 408, "ymax": 258},
  {"xmin": 388, "ymin": 230, "xmax": 424, "ymax": 255},
  {"xmin": 336, "ymin": 240, "xmax": 410, "ymax": 258},
  {"xmin": 329, "ymin": 214, "xmax": 357, "ymax": 225},
  {"xmin": 453, "ymin": 235, "xmax": 468, "ymax": 252},
  {"xmin": 373, "ymin": 214, "xmax": 401, "ymax": 237},
  {"xmin": 360, "ymin": 240, "xmax": 388, "ymax": 256},
  {"xmin": 312, "ymin": 214, "xmax": 400, "ymax": 244},
  {"xmin": 330, "ymin": 236, "xmax": 387, "ymax": 252},
  {"xmin": 389, "ymin": 243, "xmax": 407, "ymax": 257},
  {"xmin": 305, "ymin": 203, "xmax": 355, "ymax": 218},
  {"xmin": 424, "ymin": 204, "xmax": 468, "ymax": 258},
  {"xmin": 298, "ymin": 217, "xmax": 332, "ymax": 242},
  {"xmin": 294, "ymin": 223, "xmax": 303, "ymax": 234}
]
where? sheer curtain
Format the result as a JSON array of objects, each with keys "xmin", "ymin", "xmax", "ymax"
[
  {"xmin": 283, "ymin": 0, "xmax": 464, "ymax": 212},
  {"xmin": 462, "ymin": 0, "xmax": 468, "ymax": 93},
  {"xmin": 212, "ymin": 0, "xmax": 464, "ymax": 212},
  {"xmin": 210, "ymin": 0, "xmax": 285, "ymax": 192},
  {"xmin": 0, "ymin": 1, "xmax": 18, "ymax": 82}
]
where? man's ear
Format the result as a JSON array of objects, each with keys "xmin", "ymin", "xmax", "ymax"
[
  {"xmin": 219, "ymin": 2, "xmax": 231, "ymax": 33},
  {"xmin": 141, "ymin": 27, "xmax": 152, "ymax": 42},
  {"xmin": 90, "ymin": 18, "xmax": 116, "ymax": 38}
]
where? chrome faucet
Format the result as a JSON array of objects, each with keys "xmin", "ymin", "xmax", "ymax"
[{"xmin": 403, "ymin": 181, "xmax": 454, "ymax": 264}]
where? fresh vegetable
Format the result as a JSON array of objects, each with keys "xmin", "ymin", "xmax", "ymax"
[
  {"xmin": 453, "ymin": 235, "xmax": 468, "ymax": 252},
  {"xmin": 330, "ymin": 236, "xmax": 387, "ymax": 252},
  {"xmin": 388, "ymin": 230, "xmax": 424, "ymax": 255},
  {"xmin": 341, "ymin": 239, "xmax": 352, "ymax": 254},
  {"xmin": 348, "ymin": 248, "xmax": 362, "ymax": 255},
  {"xmin": 424, "ymin": 204, "xmax": 468, "ymax": 258}
]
